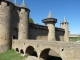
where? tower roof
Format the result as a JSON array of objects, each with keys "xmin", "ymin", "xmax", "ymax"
[
  {"xmin": 47, "ymin": 11, "xmax": 53, "ymax": 18},
  {"xmin": 63, "ymin": 17, "xmax": 67, "ymax": 22},
  {"xmin": 14, "ymin": 0, "xmax": 18, "ymax": 6},
  {"xmin": 42, "ymin": 11, "xmax": 57, "ymax": 23},
  {"xmin": 61, "ymin": 17, "xmax": 68, "ymax": 24},
  {"xmin": 20, "ymin": 0, "xmax": 27, "ymax": 8},
  {"xmin": 6, "ymin": 0, "xmax": 10, "ymax": 1}
]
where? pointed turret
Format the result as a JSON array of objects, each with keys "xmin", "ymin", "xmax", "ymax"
[
  {"xmin": 14, "ymin": 0, "xmax": 17, "ymax": 6},
  {"xmin": 47, "ymin": 11, "xmax": 53, "ymax": 18},
  {"xmin": 63, "ymin": 17, "xmax": 67, "ymax": 22},
  {"xmin": 60, "ymin": 17, "xmax": 69, "ymax": 42},
  {"xmin": 20, "ymin": 0, "xmax": 27, "ymax": 8},
  {"xmin": 42, "ymin": 11, "xmax": 57, "ymax": 41},
  {"xmin": 6, "ymin": 0, "xmax": 10, "ymax": 1},
  {"xmin": 42, "ymin": 11, "xmax": 57, "ymax": 23},
  {"xmin": 18, "ymin": 0, "xmax": 30, "ymax": 40},
  {"xmin": 61, "ymin": 17, "xmax": 68, "ymax": 24}
]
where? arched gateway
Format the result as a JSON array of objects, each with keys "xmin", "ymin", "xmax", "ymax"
[
  {"xmin": 25, "ymin": 46, "xmax": 38, "ymax": 57},
  {"xmin": 40, "ymin": 48, "xmax": 62, "ymax": 60}
]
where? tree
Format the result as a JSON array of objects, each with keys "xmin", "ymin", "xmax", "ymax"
[{"xmin": 29, "ymin": 18, "xmax": 34, "ymax": 23}]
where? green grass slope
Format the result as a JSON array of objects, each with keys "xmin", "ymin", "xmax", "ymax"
[
  {"xmin": 0, "ymin": 49, "xmax": 27, "ymax": 60},
  {"xmin": 69, "ymin": 37, "xmax": 80, "ymax": 42}
]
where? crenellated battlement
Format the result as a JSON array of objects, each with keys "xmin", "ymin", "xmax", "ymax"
[
  {"xmin": 0, "ymin": 0, "xmax": 14, "ymax": 7},
  {"xmin": 18, "ymin": 7, "xmax": 30, "ymax": 12},
  {"xmin": 0, "ymin": 1, "xmax": 15, "ymax": 13}
]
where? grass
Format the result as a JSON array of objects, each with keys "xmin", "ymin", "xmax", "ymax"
[
  {"xmin": 69, "ymin": 37, "xmax": 79, "ymax": 42},
  {"xmin": 0, "ymin": 49, "xmax": 27, "ymax": 60}
]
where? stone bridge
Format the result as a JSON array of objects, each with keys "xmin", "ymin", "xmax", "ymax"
[{"xmin": 12, "ymin": 40, "xmax": 80, "ymax": 60}]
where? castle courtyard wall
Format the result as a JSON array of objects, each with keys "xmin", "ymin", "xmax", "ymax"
[
  {"xmin": 29, "ymin": 27, "xmax": 48, "ymax": 40},
  {"xmin": 29, "ymin": 26, "xmax": 64, "ymax": 41},
  {"xmin": 55, "ymin": 30, "xmax": 64, "ymax": 41}
]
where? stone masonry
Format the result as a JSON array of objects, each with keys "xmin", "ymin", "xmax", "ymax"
[
  {"xmin": 12, "ymin": 40, "xmax": 80, "ymax": 60},
  {"xmin": 0, "ymin": 0, "xmax": 14, "ymax": 52},
  {"xmin": 0, "ymin": 0, "xmax": 78, "ymax": 60}
]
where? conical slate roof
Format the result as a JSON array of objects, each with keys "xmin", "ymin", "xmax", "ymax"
[
  {"xmin": 61, "ymin": 17, "xmax": 68, "ymax": 24},
  {"xmin": 63, "ymin": 17, "xmax": 67, "ymax": 22},
  {"xmin": 20, "ymin": 0, "xmax": 27, "ymax": 8},
  {"xmin": 6, "ymin": 0, "xmax": 10, "ymax": 1},
  {"xmin": 47, "ymin": 11, "xmax": 53, "ymax": 18},
  {"xmin": 14, "ymin": 0, "xmax": 18, "ymax": 6},
  {"xmin": 42, "ymin": 11, "xmax": 57, "ymax": 23}
]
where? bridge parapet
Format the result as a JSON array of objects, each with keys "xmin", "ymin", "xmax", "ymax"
[{"xmin": 12, "ymin": 39, "xmax": 80, "ymax": 60}]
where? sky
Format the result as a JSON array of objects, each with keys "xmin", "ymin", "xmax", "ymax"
[{"xmin": 11, "ymin": 0, "xmax": 80, "ymax": 34}]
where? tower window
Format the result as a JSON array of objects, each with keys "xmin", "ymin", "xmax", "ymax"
[
  {"xmin": 13, "ymin": 36, "xmax": 16, "ymax": 39},
  {"xmin": 7, "ymin": 3, "xmax": 10, "ymax": 6}
]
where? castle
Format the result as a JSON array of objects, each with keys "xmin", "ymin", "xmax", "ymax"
[
  {"xmin": 0, "ymin": 0, "xmax": 69, "ymax": 52},
  {"xmin": 1, "ymin": 0, "xmax": 79, "ymax": 60}
]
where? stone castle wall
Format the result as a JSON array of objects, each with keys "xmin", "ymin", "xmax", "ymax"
[
  {"xmin": 55, "ymin": 30, "xmax": 64, "ymax": 41},
  {"xmin": 0, "ymin": 1, "xmax": 14, "ymax": 52},
  {"xmin": 29, "ymin": 27, "xmax": 64, "ymax": 41},
  {"xmin": 12, "ymin": 26, "xmax": 64, "ymax": 41},
  {"xmin": 29, "ymin": 27, "xmax": 48, "ymax": 40}
]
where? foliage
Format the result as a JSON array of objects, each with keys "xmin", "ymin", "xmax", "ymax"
[
  {"xmin": 0, "ymin": 49, "xmax": 27, "ymax": 60},
  {"xmin": 29, "ymin": 18, "xmax": 34, "ymax": 23}
]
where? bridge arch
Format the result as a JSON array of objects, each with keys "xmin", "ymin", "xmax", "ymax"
[
  {"xmin": 16, "ymin": 48, "xmax": 19, "ymax": 52},
  {"xmin": 25, "ymin": 45, "xmax": 38, "ymax": 57},
  {"xmin": 20, "ymin": 49, "xmax": 24, "ymax": 54},
  {"xmin": 39, "ymin": 48, "xmax": 62, "ymax": 60}
]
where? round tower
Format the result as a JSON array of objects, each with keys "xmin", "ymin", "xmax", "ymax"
[
  {"xmin": 0, "ymin": 0, "xmax": 14, "ymax": 52},
  {"xmin": 42, "ymin": 11, "xmax": 57, "ymax": 41},
  {"xmin": 18, "ymin": 0, "xmax": 30, "ymax": 39},
  {"xmin": 60, "ymin": 17, "xmax": 69, "ymax": 42}
]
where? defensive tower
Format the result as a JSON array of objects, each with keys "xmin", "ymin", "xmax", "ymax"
[
  {"xmin": 18, "ymin": 0, "xmax": 30, "ymax": 39},
  {"xmin": 60, "ymin": 17, "xmax": 69, "ymax": 41},
  {"xmin": 42, "ymin": 11, "xmax": 57, "ymax": 41},
  {"xmin": 0, "ymin": 0, "xmax": 14, "ymax": 52}
]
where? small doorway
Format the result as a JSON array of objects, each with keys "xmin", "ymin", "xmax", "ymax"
[{"xmin": 12, "ymin": 28, "xmax": 18, "ymax": 39}]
